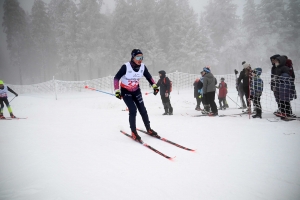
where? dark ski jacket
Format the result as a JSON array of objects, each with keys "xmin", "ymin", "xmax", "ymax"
[
  {"xmin": 237, "ymin": 68, "xmax": 251, "ymax": 88},
  {"xmin": 157, "ymin": 75, "xmax": 171, "ymax": 96}
]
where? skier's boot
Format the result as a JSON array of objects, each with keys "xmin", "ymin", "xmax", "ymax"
[
  {"xmin": 147, "ymin": 128, "xmax": 160, "ymax": 138},
  {"xmin": 0, "ymin": 113, "xmax": 5, "ymax": 119},
  {"xmin": 132, "ymin": 130, "xmax": 141, "ymax": 141},
  {"xmin": 10, "ymin": 113, "xmax": 16, "ymax": 118}
]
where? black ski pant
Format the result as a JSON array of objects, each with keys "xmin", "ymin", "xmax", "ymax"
[
  {"xmin": 218, "ymin": 97, "xmax": 226, "ymax": 108},
  {"xmin": 122, "ymin": 89, "xmax": 150, "ymax": 132},
  {"xmin": 279, "ymin": 100, "xmax": 292, "ymax": 116},
  {"xmin": 161, "ymin": 95, "xmax": 173, "ymax": 113},
  {"xmin": 251, "ymin": 95, "xmax": 262, "ymax": 115},
  {"xmin": 0, "ymin": 97, "xmax": 12, "ymax": 114},
  {"xmin": 204, "ymin": 92, "xmax": 218, "ymax": 114},
  {"xmin": 243, "ymin": 85, "xmax": 250, "ymax": 107},
  {"xmin": 195, "ymin": 96, "xmax": 202, "ymax": 108}
]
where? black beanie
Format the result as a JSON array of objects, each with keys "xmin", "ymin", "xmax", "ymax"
[
  {"xmin": 242, "ymin": 61, "xmax": 246, "ymax": 65},
  {"xmin": 131, "ymin": 49, "xmax": 143, "ymax": 58}
]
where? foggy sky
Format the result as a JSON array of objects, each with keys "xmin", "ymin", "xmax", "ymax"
[{"xmin": 0, "ymin": 0, "xmax": 250, "ymax": 81}]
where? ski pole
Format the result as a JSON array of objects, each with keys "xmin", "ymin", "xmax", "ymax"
[
  {"xmin": 84, "ymin": 86, "xmax": 114, "ymax": 96},
  {"xmin": 9, "ymin": 96, "xmax": 16, "ymax": 103},
  {"xmin": 145, "ymin": 91, "xmax": 153, "ymax": 95},
  {"xmin": 226, "ymin": 95, "xmax": 241, "ymax": 108}
]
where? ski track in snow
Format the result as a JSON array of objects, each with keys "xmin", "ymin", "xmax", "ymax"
[{"xmin": 1, "ymin": 90, "xmax": 300, "ymax": 200}]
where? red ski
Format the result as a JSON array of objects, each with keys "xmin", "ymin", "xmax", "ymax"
[{"xmin": 120, "ymin": 130, "xmax": 175, "ymax": 160}]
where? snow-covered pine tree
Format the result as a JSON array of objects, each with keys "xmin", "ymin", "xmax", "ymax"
[
  {"xmin": 2, "ymin": 0, "xmax": 31, "ymax": 84},
  {"xmin": 31, "ymin": 0, "xmax": 56, "ymax": 82},
  {"xmin": 48, "ymin": 0, "xmax": 78, "ymax": 80},
  {"xmin": 76, "ymin": 0, "xmax": 104, "ymax": 80},
  {"xmin": 284, "ymin": 0, "xmax": 300, "ymax": 68}
]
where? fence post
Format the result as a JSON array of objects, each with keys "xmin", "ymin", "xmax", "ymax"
[{"xmin": 53, "ymin": 76, "xmax": 57, "ymax": 100}]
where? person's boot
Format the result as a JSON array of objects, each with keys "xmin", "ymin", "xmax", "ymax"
[
  {"xmin": 252, "ymin": 109, "xmax": 262, "ymax": 119},
  {"xmin": 195, "ymin": 106, "xmax": 200, "ymax": 111},
  {"xmin": 132, "ymin": 130, "xmax": 141, "ymax": 141},
  {"xmin": 147, "ymin": 128, "xmax": 160, "ymax": 138},
  {"xmin": 162, "ymin": 103, "xmax": 168, "ymax": 115},
  {"xmin": 168, "ymin": 103, "xmax": 173, "ymax": 115},
  {"xmin": 0, "ymin": 113, "xmax": 5, "ymax": 119},
  {"xmin": 10, "ymin": 113, "xmax": 16, "ymax": 118}
]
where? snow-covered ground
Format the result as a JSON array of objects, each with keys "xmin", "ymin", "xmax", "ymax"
[{"xmin": 1, "ymin": 90, "xmax": 300, "ymax": 200}]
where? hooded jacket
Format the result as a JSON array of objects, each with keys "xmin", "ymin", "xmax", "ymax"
[
  {"xmin": 202, "ymin": 72, "xmax": 217, "ymax": 94},
  {"xmin": 250, "ymin": 68, "xmax": 263, "ymax": 97},
  {"xmin": 157, "ymin": 70, "xmax": 171, "ymax": 95},
  {"xmin": 274, "ymin": 56, "xmax": 296, "ymax": 101}
]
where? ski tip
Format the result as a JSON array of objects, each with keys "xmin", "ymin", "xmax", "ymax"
[
  {"xmin": 191, "ymin": 149, "xmax": 197, "ymax": 153},
  {"xmin": 168, "ymin": 156, "xmax": 176, "ymax": 161}
]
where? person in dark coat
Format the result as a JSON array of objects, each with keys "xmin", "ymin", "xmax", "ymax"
[
  {"xmin": 274, "ymin": 56, "xmax": 295, "ymax": 118},
  {"xmin": 157, "ymin": 70, "xmax": 173, "ymax": 115},
  {"xmin": 193, "ymin": 78, "xmax": 203, "ymax": 111},
  {"xmin": 237, "ymin": 63, "xmax": 252, "ymax": 112},
  {"xmin": 270, "ymin": 54, "xmax": 281, "ymax": 114},
  {"xmin": 202, "ymin": 67, "xmax": 218, "ymax": 116}
]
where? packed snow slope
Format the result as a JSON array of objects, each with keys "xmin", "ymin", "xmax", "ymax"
[{"xmin": 1, "ymin": 90, "xmax": 300, "ymax": 200}]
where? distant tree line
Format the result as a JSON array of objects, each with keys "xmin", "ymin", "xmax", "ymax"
[{"xmin": 2, "ymin": 0, "xmax": 299, "ymax": 84}]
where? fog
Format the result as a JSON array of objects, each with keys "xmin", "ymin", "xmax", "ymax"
[{"xmin": 0, "ymin": 0, "xmax": 298, "ymax": 85}]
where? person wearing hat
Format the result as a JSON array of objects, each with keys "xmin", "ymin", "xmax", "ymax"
[
  {"xmin": 157, "ymin": 70, "xmax": 173, "ymax": 115},
  {"xmin": 237, "ymin": 63, "xmax": 252, "ymax": 112},
  {"xmin": 202, "ymin": 67, "xmax": 218, "ymax": 116},
  {"xmin": 113, "ymin": 49, "xmax": 159, "ymax": 141},
  {"xmin": 0, "ymin": 80, "xmax": 18, "ymax": 119},
  {"xmin": 217, "ymin": 77, "xmax": 227, "ymax": 110}
]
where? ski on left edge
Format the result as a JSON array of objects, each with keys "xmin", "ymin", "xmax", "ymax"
[
  {"xmin": 7, "ymin": 117, "xmax": 28, "ymax": 120},
  {"xmin": 137, "ymin": 129, "xmax": 196, "ymax": 152},
  {"xmin": 120, "ymin": 130, "xmax": 175, "ymax": 160}
]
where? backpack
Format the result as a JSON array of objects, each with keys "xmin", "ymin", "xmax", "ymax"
[{"xmin": 163, "ymin": 77, "xmax": 173, "ymax": 93}]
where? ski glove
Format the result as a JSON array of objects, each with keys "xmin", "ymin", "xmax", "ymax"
[
  {"xmin": 115, "ymin": 90, "xmax": 122, "ymax": 99},
  {"xmin": 152, "ymin": 84, "xmax": 159, "ymax": 95},
  {"xmin": 198, "ymin": 94, "xmax": 202, "ymax": 99},
  {"xmin": 165, "ymin": 93, "xmax": 169, "ymax": 97}
]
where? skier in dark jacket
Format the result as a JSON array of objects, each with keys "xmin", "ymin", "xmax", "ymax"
[
  {"xmin": 0, "ymin": 80, "xmax": 18, "ymax": 119},
  {"xmin": 202, "ymin": 67, "xmax": 218, "ymax": 116},
  {"xmin": 237, "ymin": 63, "xmax": 252, "ymax": 111},
  {"xmin": 157, "ymin": 70, "xmax": 173, "ymax": 115},
  {"xmin": 114, "ymin": 49, "xmax": 159, "ymax": 141}
]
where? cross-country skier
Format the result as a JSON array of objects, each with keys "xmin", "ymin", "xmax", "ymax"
[
  {"xmin": 0, "ymin": 80, "xmax": 18, "ymax": 119},
  {"xmin": 157, "ymin": 70, "xmax": 173, "ymax": 115},
  {"xmin": 114, "ymin": 49, "xmax": 159, "ymax": 141}
]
